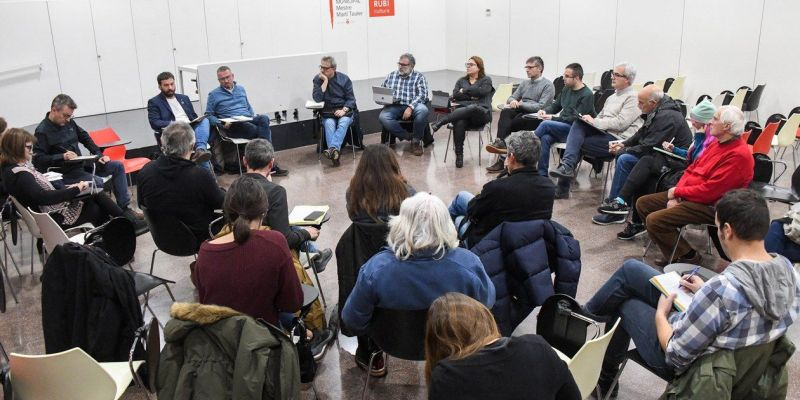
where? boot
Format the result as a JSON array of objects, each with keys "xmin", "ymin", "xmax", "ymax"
[{"xmin": 455, "ymin": 152, "xmax": 464, "ymax": 168}]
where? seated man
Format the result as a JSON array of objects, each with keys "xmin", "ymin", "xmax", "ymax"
[
  {"xmin": 147, "ymin": 71, "xmax": 212, "ymax": 169},
  {"xmin": 449, "ymin": 131, "xmax": 556, "ymax": 247},
  {"xmin": 243, "ymin": 139, "xmax": 333, "ymax": 271},
  {"xmin": 591, "ymin": 85, "xmax": 692, "ymax": 225},
  {"xmin": 137, "ymin": 122, "xmax": 225, "ymax": 243},
  {"xmin": 548, "ymin": 62, "xmax": 643, "ymax": 198},
  {"xmin": 582, "ymin": 189, "xmax": 800, "ymax": 398},
  {"xmin": 378, "ymin": 53, "xmax": 430, "ymax": 157},
  {"xmin": 484, "ymin": 56, "xmax": 555, "ymax": 173},
  {"xmin": 637, "ymin": 106, "xmax": 753, "ymax": 266},
  {"xmin": 33, "ymin": 94, "xmax": 143, "ymax": 220},
  {"xmin": 205, "ymin": 65, "xmax": 287, "ymax": 175},
  {"xmin": 312, "ymin": 55, "xmax": 357, "ymax": 166}
]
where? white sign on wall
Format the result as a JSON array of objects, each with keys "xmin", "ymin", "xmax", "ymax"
[{"xmin": 328, "ymin": 0, "xmax": 366, "ymax": 27}]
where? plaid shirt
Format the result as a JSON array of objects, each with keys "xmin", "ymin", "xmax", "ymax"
[
  {"xmin": 666, "ymin": 257, "xmax": 800, "ymax": 373},
  {"xmin": 382, "ymin": 70, "xmax": 429, "ymax": 108}
]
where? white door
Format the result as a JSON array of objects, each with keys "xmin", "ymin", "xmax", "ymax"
[
  {"xmin": 204, "ymin": 0, "xmax": 244, "ymax": 62},
  {"xmin": 131, "ymin": 0, "xmax": 178, "ymax": 106},
  {"xmin": 238, "ymin": 0, "xmax": 272, "ymax": 59},
  {"xmin": 169, "ymin": 0, "xmax": 210, "ymax": 100}
]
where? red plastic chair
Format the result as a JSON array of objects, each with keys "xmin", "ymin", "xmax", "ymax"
[
  {"xmin": 752, "ymin": 121, "xmax": 779, "ymax": 155},
  {"xmin": 89, "ymin": 128, "xmax": 150, "ymax": 184}
]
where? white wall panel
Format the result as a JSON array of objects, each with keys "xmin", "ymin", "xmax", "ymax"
[
  {"xmin": 269, "ymin": 0, "xmax": 323, "ymax": 56},
  {"xmin": 0, "ymin": 1, "xmax": 63, "ymax": 126},
  {"xmin": 508, "ymin": 0, "xmax": 559, "ymax": 80},
  {"xmin": 557, "ymin": 0, "xmax": 617, "ymax": 86},
  {"xmin": 465, "ymin": 0, "xmax": 510, "ymax": 77},
  {"xmin": 367, "ymin": 0, "xmax": 410, "ymax": 79},
  {"xmin": 48, "ymin": 0, "xmax": 105, "ymax": 116},
  {"xmin": 753, "ymin": 0, "xmax": 797, "ymax": 123},
  {"xmin": 614, "ymin": 0, "xmax": 683, "ymax": 86},
  {"xmin": 204, "ymin": 0, "xmax": 243, "ymax": 62},
  {"xmin": 408, "ymin": 0, "xmax": 447, "ymax": 72},
  {"xmin": 679, "ymin": 0, "xmax": 762, "ymax": 107},
  {"xmin": 91, "ymin": 0, "xmax": 144, "ymax": 111},
  {"xmin": 320, "ymin": 0, "xmax": 369, "ymax": 80},
  {"xmin": 131, "ymin": 0, "xmax": 177, "ymax": 106},
  {"xmin": 238, "ymin": 0, "xmax": 273, "ymax": 59},
  {"xmin": 168, "ymin": 0, "xmax": 210, "ymax": 68},
  {"xmin": 445, "ymin": 0, "xmax": 467, "ymax": 71}
]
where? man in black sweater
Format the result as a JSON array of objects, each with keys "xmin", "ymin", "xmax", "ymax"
[{"xmin": 449, "ymin": 131, "xmax": 556, "ymax": 247}]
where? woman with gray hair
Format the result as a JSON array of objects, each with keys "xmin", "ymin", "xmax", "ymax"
[{"xmin": 341, "ymin": 192, "xmax": 495, "ymax": 376}]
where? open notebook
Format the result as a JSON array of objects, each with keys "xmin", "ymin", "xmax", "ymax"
[
  {"xmin": 289, "ymin": 205, "xmax": 330, "ymax": 226},
  {"xmin": 649, "ymin": 271, "xmax": 694, "ymax": 312}
]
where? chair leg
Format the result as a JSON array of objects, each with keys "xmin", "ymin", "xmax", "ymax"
[
  {"xmin": 163, "ymin": 282, "xmax": 176, "ymax": 301},
  {"xmin": 600, "ymin": 161, "xmax": 612, "ymax": 204},
  {"xmin": 668, "ymin": 226, "xmax": 687, "ymax": 263},
  {"xmin": 604, "ymin": 356, "xmax": 629, "ymax": 400},
  {"xmin": 235, "ymin": 145, "xmax": 243, "ymax": 175},
  {"xmin": 30, "ymin": 235, "xmax": 34, "ymax": 275},
  {"xmin": 149, "ymin": 249, "xmax": 159, "ymax": 275},
  {"xmin": 304, "ymin": 247, "xmax": 327, "ymax": 308},
  {"xmin": 444, "ymin": 128, "xmax": 452, "ymax": 163},
  {"xmin": 361, "ymin": 350, "xmax": 381, "ymax": 400},
  {"xmin": 0, "ymin": 257, "xmax": 19, "ymax": 303}
]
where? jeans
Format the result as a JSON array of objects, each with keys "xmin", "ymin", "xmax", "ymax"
[
  {"xmin": 192, "ymin": 118, "xmax": 211, "ymax": 150},
  {"xmin": 62, "ymin": 160, "xmax": 131, "ymax": 209},
  {"xmin": 322, "ymin": 115, "xmax": 353, "ymax": 150},
  {"xmin": 535, "ymin": 120, "xmax": 572, "ymax": 176},
  {"xmin": 228, "ymin": 114, "xmax": 272, "ymax": 142},
  {"xmin": 379, "ymin": 104, "xmax": 429, "ymax": 141},
  {"xmin": 585, "ymin": 259, "xmax": 675, "ymax": 380},
  {"xmin": 561, "ymin": 121, "xmax": 616, "ymax": 170},
  {"xmin": 448, "ymin": 191, "xmax": 474, "ymax": 240},
  {"xmin": 608, "ymin": 153, "xmax": 639, "ymax": 200},
  {"xmin": 291, "ymin": 226, "xmax": 318, "ymax": 253},
  {"xmin": 765, "ymin": 220, "xmax": 800, "ymax": 262}
]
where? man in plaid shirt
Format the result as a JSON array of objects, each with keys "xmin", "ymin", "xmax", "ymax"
[
  {"xmin": 581, "ymin": 189, "xmax": 800, "ymax": 398},
  {"xmin": 378, "ymin": 53, "xmax": 430, "ymax": 156}
]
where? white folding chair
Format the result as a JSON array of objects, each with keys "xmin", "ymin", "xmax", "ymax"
[
  {"xmin": 551, "ymin": 318, "xmax": 622, "ymax": 400},
  {"xmin": 27, "ymin": 207, "xmax": 92, "ymax": 259}
]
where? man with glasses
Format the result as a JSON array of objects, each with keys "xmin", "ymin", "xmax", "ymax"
[
  {"xmin": 548, "ymin": 63, "xmax": 643, "ymax": 198},
  {"xmin": 205, "ymin": 66, "xmax": 287, "ymax": 176},
  {"xmin": 486, "ymin": 56, "xmax": 555, "ymax": 173},
  {"xmin": 312, "ymin": 55, "xmax": 357, "ymax": 167},
  {"xmin": 378, "ymin": 53, "xmax": 430, "ymax": 156},
  {"xmin": 33, "ymin": 94, "xmax": 144, "ymax": 220}
]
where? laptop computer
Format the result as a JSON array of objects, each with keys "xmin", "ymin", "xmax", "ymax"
[
  {"xmin": 431, "ymin": 90, "xmax": 450, "ymax": 108},
  {"xmin": 372, "ymin": 86, "xmax": 395, "ymax": 105}
]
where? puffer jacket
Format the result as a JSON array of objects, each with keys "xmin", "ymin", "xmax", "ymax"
[
  {"xmin": 470, "ymin": 220, "xmax": 581, "ymax": 335},
  {"xmin": 157, "ymin": 303, "xmax": 300, "ymax": 400}
]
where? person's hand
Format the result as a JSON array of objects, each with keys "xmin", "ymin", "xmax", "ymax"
[
  {"xmin": 539, "ymin": 114, "xmax": 552, "ymax": 120},
  {"xmin": 582, "ymin": 114, "xmax": 595, "ymax": 125},
  {"xmin": 69, "ymin": 181, "xmax": 90, "ymax": 192},
  {"xmin": 223, "ymin": 121, "xmax": 232, "ymax": 129},
  {"xmin": 318, "ymin": 73, "xmax": 327, "ymax": 82},
  {"xmin": 63, "ymin": 151, "xmax": 77, "ymax": 161},
  {"xmin": 304, "ymin": 227, "xmax": 320, "ymax": 240},
  {"xmin": 334, "ymin": 109, "xmax": 346, "ymax": 118},
  {"xmin": 666, "ymin": 199, "xmax": 680, "ymax": 209},
  {"xmin": 537, "ymin": 110, "xmax": 547, "ymax": 118},
  {"xmin": 680, "ymin": 274, "xmax": 704, "ymax": 294},
  {"xmin": 402, "ymin": 106, "xmax": 413, "ymax": 120},
  {"xmin": 667, "ymin": 187, "xmax": 676, "ymax": 200},
  {"xmin": 656, "ymin": 293, "xmax": 677, "ymax": 317},
  {"xmin": 609, "ymin": 142, "xmax": 624, "ymax": 155},
  {"xmin": 508, "ymin": 100, "xmax": 519, "ymax": 109},
  {"xmin": 98, "ymin": 155, "xmax": 110, "ymax": 164},
  {"xmin": 662, "ymin": 141, "xmax": 675, "ymax": 152}
]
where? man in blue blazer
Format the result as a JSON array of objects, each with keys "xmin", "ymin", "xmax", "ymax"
[{"xmin": 147, "ymin": 72, "xmax": 212, "ymax": 168}]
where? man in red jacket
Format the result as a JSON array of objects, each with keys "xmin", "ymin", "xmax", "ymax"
[{"xmin": 636, "ymin": 106, "xmax": 753, "ymax": 266}]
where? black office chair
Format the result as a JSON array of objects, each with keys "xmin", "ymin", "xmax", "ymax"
[
  {"xmin": 662, "ymin": 77, "xmax": 675, "ymax": 93},
  {"xmin": 742, "ymin": 84, "xmax": 766, "ymax": 121},
  {"xmin": 142, "ymin": 208, "xmax": 200, "ymax": 276},
  {"xmin": 553, "ymin": 76, "xmax": 565, "ymax": 101},
  {"xmin": 362, "ymin": 307, "xmax": 428, "ymax": 399},
  {"xmin": 315, "ymin": 110, "xmax": 358, "ymax": 161},
  {"xmin": 696, "ymin": 94, "xmax": 712, "ymax": 105}
]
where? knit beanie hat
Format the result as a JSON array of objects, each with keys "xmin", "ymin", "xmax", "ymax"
[{"xmin": 689, "ymin": 99, "xmax": 716, "ymax": 123}]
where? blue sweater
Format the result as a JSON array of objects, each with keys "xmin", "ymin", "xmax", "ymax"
[
  {"xmin": 205, "ymin": 83, "xmax": 255, "ymax": 126},
  {"xmin": 342, "ymin": 247, "xmax": 495, "ymax": 335}
]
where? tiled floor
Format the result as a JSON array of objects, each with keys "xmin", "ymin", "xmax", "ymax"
[{"xmin": 1, "ymin": 119, "xmax": 798, "ymax": 400}]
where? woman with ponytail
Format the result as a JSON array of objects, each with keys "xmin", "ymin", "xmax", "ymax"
[{"xmin": 194, "ymin": 175, "xmax": 303, "ymax": 326}]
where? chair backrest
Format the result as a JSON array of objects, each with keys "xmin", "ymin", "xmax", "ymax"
[
  {"xmin": 27, "ymin": 208, "xmax": 72, "ymax": 255},
  {"xmin": 595, "ymin": 89, "xmax": 614, "ymax": 112},
  {"xmin": 696, "ymin": 94, "xmax": 712, "ymax": 105},
  {"xmin": 537, "ymin": 294, "xmax": 595, "ymax": 358},
  {"xmin": 599, "ymin": 70, "xmax": 612, "ymax": 90},
  {"xmin": 368, "ymin": 307, "xmax": 428, "ymax": 361},
  {"xmin": 10, "ymin": 347, "xmax": 118, "ymax": 400},
  {"xmin": 775, "ymin": 113, "xmax": 800, "ymax": 148},
  {"xmin": 566, "ymin": 319, "xmax": 621, "ymax": 400},
  {"xmin": 663, "ymin": 77, "xmax": 675, "ymax": 93},
  {"xmin": 752, "ymin": 121, "xmax": 780, "ymax": 155},
  {"xmin": 667, "ymin": 76, "xmax": 686, "ymax": 100},
  {"xmin": 675, "ymin": 99, "xmax": 688, "ymax": 118},
  {"xmin": 553, "ymin": 76, "xmax": 565, "ymax": 100},
  {"xmin": 729, "ymin": 87, "xmax": 750, "ymax": 109},
  {"xmin": 713, "ymin": 90, "xmax": 734, "ymax": 108},
  {"xmin": 492, "ymin": 83, "xmax": 513, "ymax": 110},
  {"xmin": 89, "ymin": 127, "xmax": 127, "ymax": 162},
  {"xmin": 142, "ymin": 208, "xmax": 200, "ymax": 256},
  {"xmin": 10, "ymin": 196, "xmax": 41, "ymax": 240},
  {"xmin": 653, "ymin": 79, "xmax": 666, "ymax": 91},
  {"xmin": 742, "ymin": 84, "xmax": 765, "ymax": 112}
]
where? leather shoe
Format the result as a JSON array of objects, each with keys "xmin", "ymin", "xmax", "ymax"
[
  {"xmin": 485, "ymin": 158, "xmax": 504, "ymax": 173},
  {"xmin": 455, "ymin": 153, "xmax": 463, "ymax": 168},
  {"xmin": 654, "ymin": 250, "xmax": 701, "ymax": 268},
  {"xmin": 191, "ymin": 148, "xmax": 212, "ymax": 164}
]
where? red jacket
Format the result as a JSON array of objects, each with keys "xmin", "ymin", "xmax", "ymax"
[{"xmin": 673, "ymin": 136, "xmax": 753, "ymax": 205}]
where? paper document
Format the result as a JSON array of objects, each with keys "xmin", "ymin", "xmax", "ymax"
[
  {"xmin": 43, "ymin": 171, "xmax": 63, "ymax": 182},
  {"xmin": 289, "ymin": 205, "xmax": 330, "ymax": 225},
  {"xmin": 189, "ymin": 115, "xmax": 206, "ymax": 124},
  {"xmin": 305, "ymin": 100, "xmax": 325, "ymax": 109},
  {"xmin": 649, "ymin": 271, "xmax": 694, "ymax": 312},
  {"xmin": 77, "ymin": 181, "xmax": 104, "ymax": 197},
  {"xmin": 220, "ymin": 116, "xmax": 253, "ymax": 123},
  {"xmin": 652, "ymin": 147, "xmax": 687, "ymax": 161},
  {"xmin": 523, "ymin": 113, "xmax": 542, "ymax": 119},
  {"xmin": 71, "ymin": 155, "xmax": 99, "ymax": 161}
]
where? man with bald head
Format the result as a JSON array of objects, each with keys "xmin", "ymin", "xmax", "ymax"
[{"xmin": 592, "ymin": 85, "xmax": 692, "ymax": 225}]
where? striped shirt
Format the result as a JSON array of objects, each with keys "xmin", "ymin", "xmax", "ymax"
[
  {"xmin": 666, "ymin": 257, "xmax": 800, "ymax": 373},
  {"xmin": 382, "ymin": 70, "xmax": 429, "ymax": 108}
]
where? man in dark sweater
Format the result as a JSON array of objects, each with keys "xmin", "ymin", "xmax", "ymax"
[
  {"xmin": 449, "ymin": 131, "xmax": 556, "ymax": 247},
  {"xmin": 137, "ymin": 122, "xmax": 225, "ymax": 243},
  {"xmin": 243, "ymin": 139, "xmax": 332, "ymax": 272}
]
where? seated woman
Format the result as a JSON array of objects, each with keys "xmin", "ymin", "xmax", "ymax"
[
  {"xmin": 765, "ymin": 204, "xmax": 800, "ymax": 263},
  {"xmin": 426, "ymin": 293, "xmax": 580, "ymax": 400},
  {"xmin": 429, "ymin": 56, "xmax": 495, "ymax": 168},
  {"xmin": 0, "ymin": 128, "xmax": 140, "ymax": 230},
  {"xmin": 346, "ymin": 143, "xmax": 415, "ymax": 223},
  {"xmin": 342, "ymin": 192, "xmax": 495, "ymax": 377},
  {"xmin": 194, "ymin": 175, "xmax": 303, "ymax": 327}
]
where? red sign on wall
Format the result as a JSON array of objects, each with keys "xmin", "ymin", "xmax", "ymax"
[{"xmin": 369, "ymin": 0, "xmax": 394, "ymax": 17}]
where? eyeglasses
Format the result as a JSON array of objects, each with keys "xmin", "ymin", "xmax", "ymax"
[
  {"xmin": 612, "ymin": 72, "xmax": 626, "ymax": 78},
  {"xmin": 562, "ymin": 74, "xmax": 574, "ymax": 79},
  {"xmin": 319, "ymin": 65, "xmax": 333, "ymax": 70},
  {"xmin": 397, "ymin": 62, "xmax": 411, "ymax": 67},
  {"xmin": 465, "ymin": 62, "xmax": 477, "ymax": 68},
  {"xmin": 524, "ymin": 65, "xmax": 538, "ymax": 70},
  {"xmin": 24, "ymin": 144, "xmax": 33, "ymax": 150}
]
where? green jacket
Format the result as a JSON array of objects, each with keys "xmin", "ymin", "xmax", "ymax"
[
  {"xmin": 157, "ymin": 303, "xmax": 301, "ymax": 400},
  {"xmin": 660, "ymin": 336, "xmax": 794, "ymax": 400}
]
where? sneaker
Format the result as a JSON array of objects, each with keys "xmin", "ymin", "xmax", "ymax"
[
  {"xmin": 598, "ymin": 199, "xmax": 631, "ymax": 215},
  {"xmin": 411, "ymin": 141, "xmax": 424, "ymax": 156},
  {"xmin": 486, "ymin": 158, "xmax": 505, "ymax": 173},
  {"xmin": 355, "ymin": 350, "xmax": 388, "ymax": 377},
  {"xmin": 592, "ymin": 213, "xmax": 626, "ymax": 225},
  {"xmin": 330, "ymin": 148, "xmax": 341, "ymax": 167},
  {"xmin": 429, "ymin": 122, "xmax": 443, "ymax": 133},
  {"xmin": 309, "ymin": 248, "xmax": 332, "ymax": 273},
  {"xmin": 310, "ymin": 328, "xmax": 335, "ymax": 361},
  {"xmin": 191, "ymin": 148, "xmax": 212, "ymax": 164},
  {"xmin": 596, "ymin": 198, "xmax": 614, "ymax": 213},
  {"xmin": 122, "ymin": 207, "xmax": 144, "ymax": 220},
  {"xmin": 555, "ymin": 188, "xmax": 570, "ymax": 199},
  {"xmin": 617, "ymin": 223, "xmax": 646, "ymax": 240},
  {"xmin": 654, "ymin": 249, "xmax": 701, "ymax": 268},
  {"xmin": 122, "ymin": 208, "xmax": 149, "ymax": 235},
  {"xmin": 485, "ymin": 138, "xmax": 507, "ymax": 154},
  {"xmin": 549, "ymin": 163, "xmax": 575, "ymax": 179},
  {"xmin": 322, "ymin": 148, "xmax": 333, "ymax": 160},
  {"xmin": 271, "ymin": 164, "xmax": 289, "ymax": 177}
]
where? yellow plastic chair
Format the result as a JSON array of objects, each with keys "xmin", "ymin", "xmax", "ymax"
[
  {"xmin": 551, "ymin": 319, "xmax": 622, "ymax": 400},
  {"xmin": 666, "ymin": 76, "xmax": 686, "ymax": 100},
  {"xmin": 653, "ymin": 79, "xmax": 666, "ymax": 91},
  {"xmin": 772, "ymin": 113, "xmax": 800, "ymax": 169},
  {"xmin": 492, "ymin": 83, "xmax": 514, "ymax": 111},
  {"xmin": 728, "ymin": 87, "xmax": 751, "ymax": 109}
]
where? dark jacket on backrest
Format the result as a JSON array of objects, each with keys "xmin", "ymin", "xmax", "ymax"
[
  {"xmin": 41, "ymin": 243, "xmax": 143, "ymax": 362},
  {"xmin": 470, "ymin": 220, "xmax": 581, "ymax": 336},
  {"xmin": 622, "ymin": 95, "xmax": 692, "ymax": 158}
]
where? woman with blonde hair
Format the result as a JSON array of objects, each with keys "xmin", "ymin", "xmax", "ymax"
[
  {"xmin": 425, "ymin": 293, "xmax": 580, "ymax": 400},
  {"xmin": 342, "ymin": 193, "xmax": 494, "ymax": 377}
]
